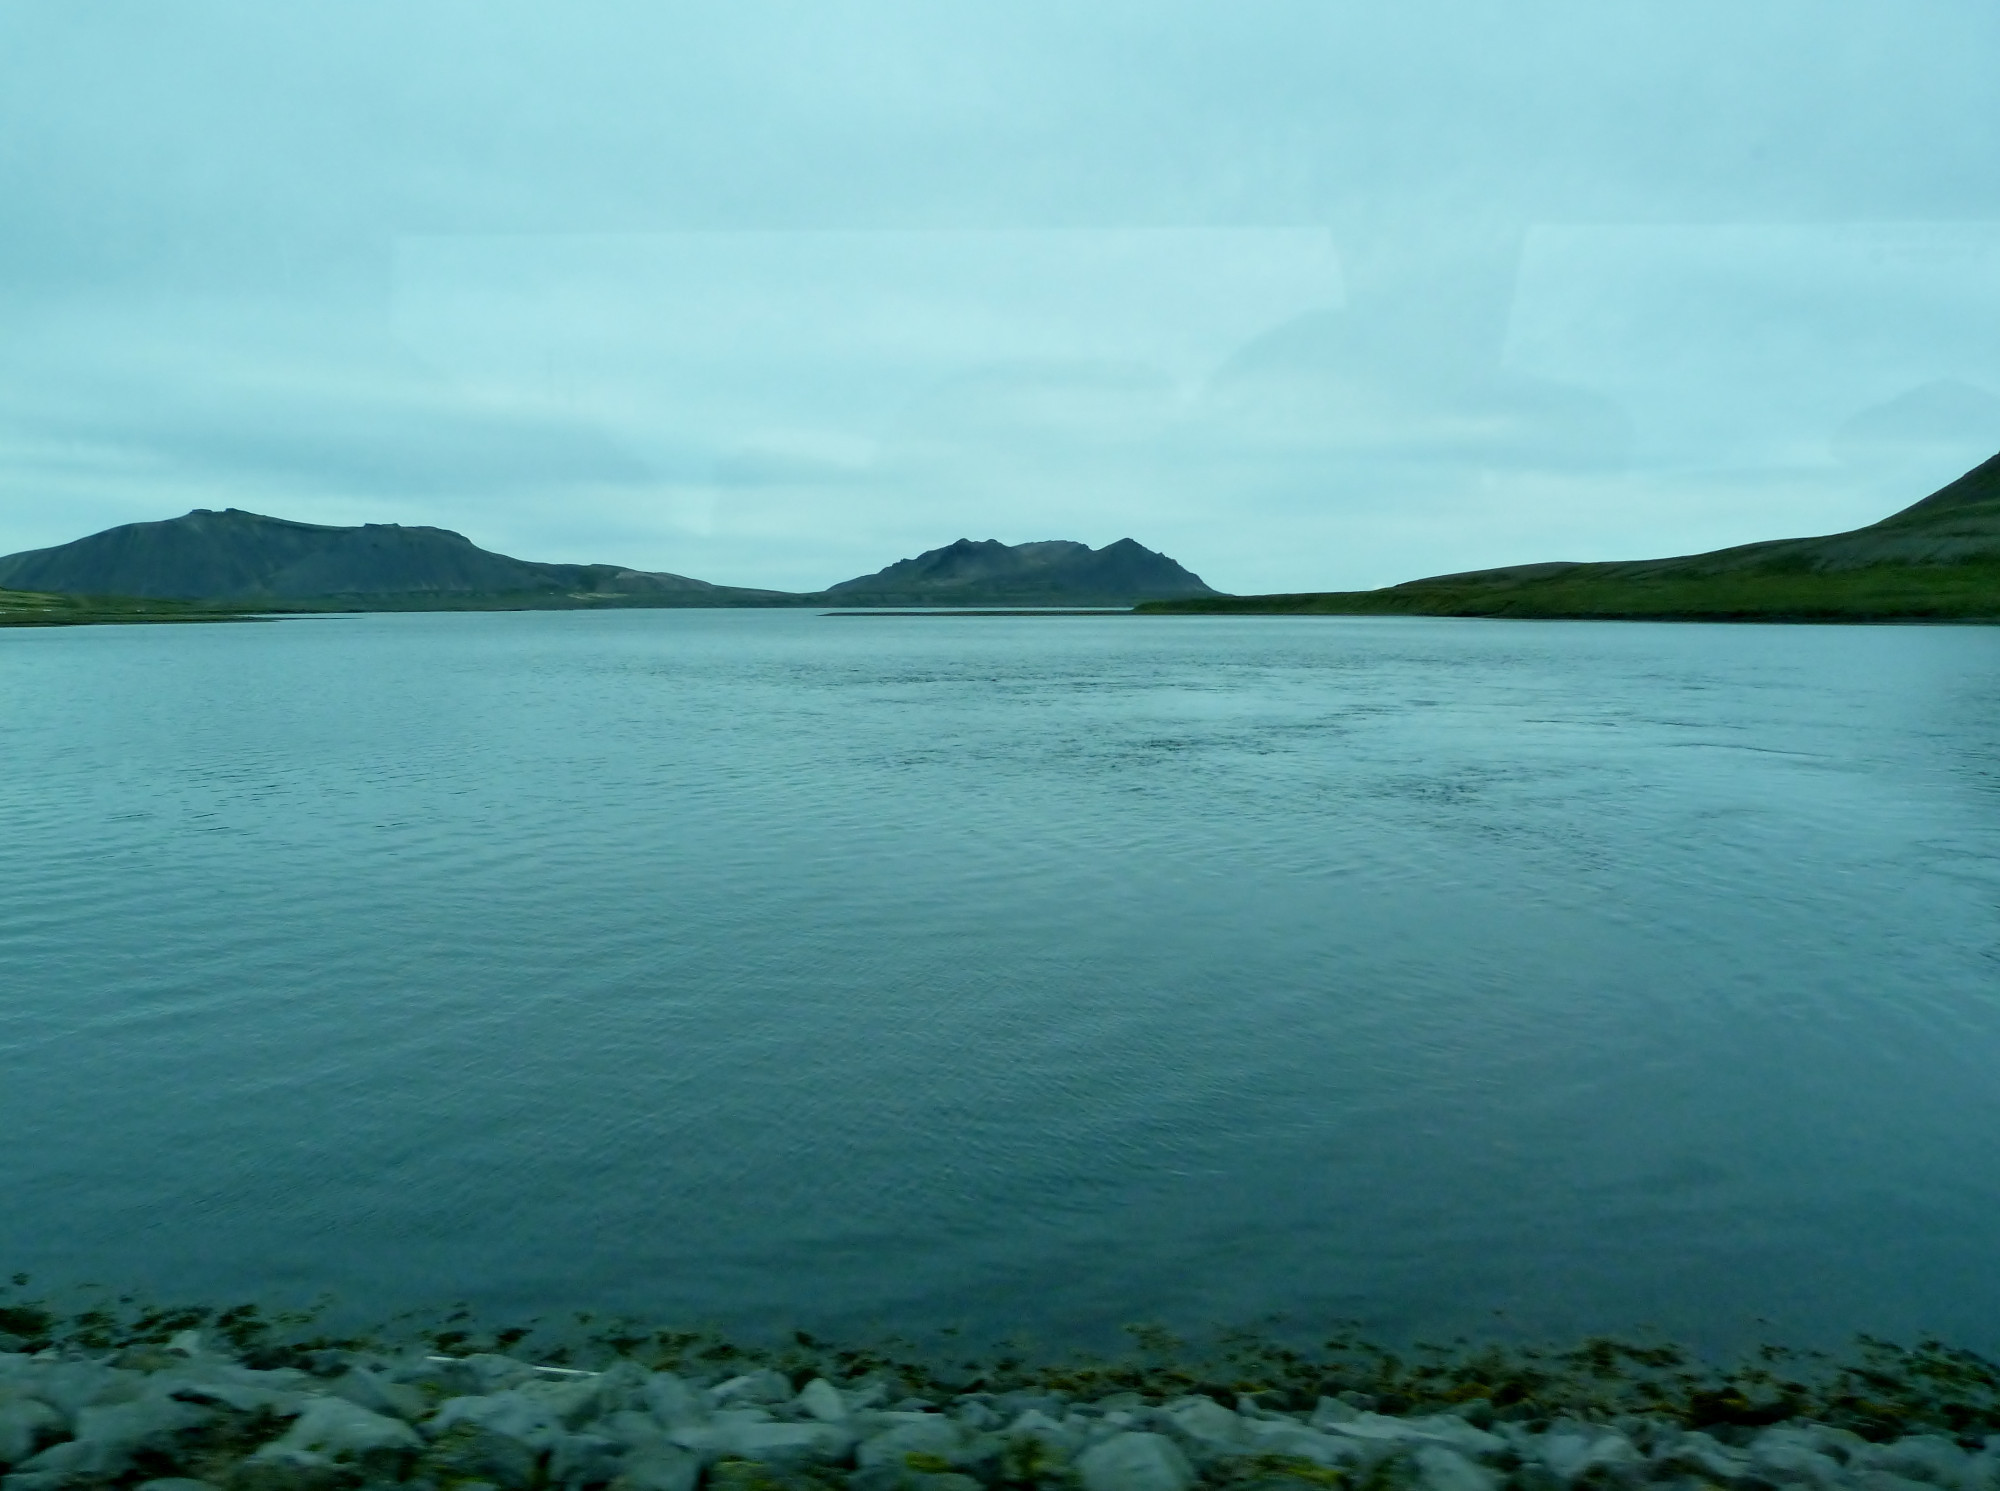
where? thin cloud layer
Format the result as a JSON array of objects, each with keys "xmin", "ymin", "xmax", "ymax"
[{"xmin": 3, "ymin": 1, "xmax": 1999, "ymax": 590}]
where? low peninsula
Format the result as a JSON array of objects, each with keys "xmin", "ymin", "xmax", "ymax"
[{"xmin": 1139, "ymin": 454, "xmax": 2000, "ymax": 622}]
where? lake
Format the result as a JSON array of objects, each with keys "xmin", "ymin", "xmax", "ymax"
[{"xmin": 4, "ymin": 609, "xmax": 1998, "ymax": 1356}]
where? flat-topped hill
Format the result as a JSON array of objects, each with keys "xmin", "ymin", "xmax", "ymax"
[
  {"xmin": 1142, "ymin": 451, "xmax": 2000, "ymax": 622},
  {"xmin": 824, "ymin": 537, "xmax": 1214, "ymax": 606}
]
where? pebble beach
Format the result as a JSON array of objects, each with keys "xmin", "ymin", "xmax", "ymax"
[{"xmin": 2, "ymin": 1317, "xmax": 1997, "ymax": 1491}]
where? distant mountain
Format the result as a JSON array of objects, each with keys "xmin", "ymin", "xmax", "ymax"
[
  {"xmin": 1143, "ymin": 452, "xmax": 2000, "ymax": 622},
  {"xmin": 0, "ymin": 509, "xmax": 1218, "ymax": 613},
  {"xmin": 823, "ymin": 537, "xmax": 1215, "ymax": 605},
  {"xmin": 0, "ymin": 508, "xmax": 791, "ymax": 608}
]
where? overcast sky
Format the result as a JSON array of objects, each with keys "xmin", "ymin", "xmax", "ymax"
[{"xmin": 5, "ymin": 1, "xmax": 2000, "ymax": 592}]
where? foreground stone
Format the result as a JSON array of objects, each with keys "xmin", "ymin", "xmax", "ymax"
[{"xmin": 0, "ymin": 1337, "xmax": 1996, "ymax": 1491}]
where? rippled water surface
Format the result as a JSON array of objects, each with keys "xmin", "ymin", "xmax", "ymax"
[{"xmin": 5, "ymin": 610, "xmax": 2000, "ymax": 1352}]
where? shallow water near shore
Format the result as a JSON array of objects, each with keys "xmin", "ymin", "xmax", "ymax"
[{"xmin": 3, "ymin": 609, "xmax": 1999, "ymax": 1354}]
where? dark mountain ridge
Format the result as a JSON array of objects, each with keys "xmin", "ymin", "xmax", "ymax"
[
  {"xmin": 825, "ymin": 536, "xmax": 1214, "ymax": 605},
  {"xmin": 0, "ymin": 510, "xmax": 1214, "ymax": 610},
  {"xmin": 0, "ymin": 508, "xmax": 792, "ymax": 607}
]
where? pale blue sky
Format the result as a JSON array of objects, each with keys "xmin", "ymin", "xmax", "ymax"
[{"xmin": 4, "ymin": 1, "xmax": 1999, "ymax": 591}]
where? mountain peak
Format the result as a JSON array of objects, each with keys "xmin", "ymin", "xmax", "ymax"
[{"xmin": 824, "ymin": 536, "xmax": 1213, "ymax": 604}]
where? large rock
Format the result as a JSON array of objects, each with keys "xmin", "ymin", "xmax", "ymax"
[
  {"xmin": 1417, "ymin": 1444, "xmax": 1499, "ymax": 1491},
  {"xmin": 265, "ymin": 1394, "xmax": 423, "ymax": 1458},
  {"xmin": 1654, "ymin": 1431, "xmax": 1752, "ymax": 1485},
  {"xmin": 550, "ymin": 1431, "xmax": 628, "ymax": 1488},
  {"xmin": 1003, "ymin": 1408, "xmax": 1078, "ymax": 1455},
  {"xmin": 1239, "ymin": 1419, "xmax": 1356, "ymax": 1467},
  {"xmin": 857, "ymin": 1415, "xmax": 965, "ymax": 1471},
  {"xmin": 1332, "ymin": 1413, "xmax": 1506, "ymax": 1458},
  {"xmin": 1863, "ymin": 1438, "xmax": 1973, "ymax": 1487},
  {"xmin": 21, "ymin": 1361, "xmax": 138, "ymax": 1421},
  {"xmin": 11, "ymin": 1395, "xmax": 209, "ymax": 1486},
  {"xmin": 326, "ymin": 1366, "xmax": 427, "ymax": 1422},
  {"xmin": 424, "ymin": 1389, "xmax": 571, "ymax": 1485},
  {"xmin": 1750, "ymin": 1432, "xmax": 1847, "ymax": 1489},
  {"xmin": 589, "ymin": 1362, "xmax": 656, "ymax": 1420},
  {"xmin": 1161, "ymin": 1398, "xmax": 1247, "ymax": 1458},
  {"xmin": 1539, "ymin": 1430, "xmax": 1641, "ymax": 1483},
  {"xmin": 612, "ymin": 1442, "xmax": 701, "ymax": 1491},
  {"xmin": 154, "ymin": 1371, "xmax": 304, "ymax": 1416},
  {"xmin": 644, "ymin": 1374, "xmax": 708, "ymax": 1431},
  {"xmin": 518, "ymin": 1373, "xmax": 608, "ymax": 1428},
  {"xmin": 1076, "ymin": 1432, "xmax": 1196, "ymax": 1491},
  {"xmin": 711, "ymin": 1370, "xmax": 795, "ymax": 1407},
  {"xmin": 429, "ymin": 1389, "xmax": 568, "ymax": 1449},
  {"xmin": 798, "ymin": 1379, "xmax": 849, "ymax": 1424},
  {"xmin": 0, "ymin": 1399, "xmax": 64, "ymax": 1466},
  {"xmin": 676, "ymin": 1418, "xmax": 856, "ymax": 1465}
]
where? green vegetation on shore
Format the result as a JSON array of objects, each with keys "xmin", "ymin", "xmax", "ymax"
[
  {"xmin": 4, "ymin": 1283, "xmax": 1998, "ymax": 1440},
  {"xmin": 0, "ymin": 586, "xmax": 271, "ymax": 627},
  {"xmin": 1136, "ymin": 561, "xmax": 2000, "ymax": 623},
  {"xmin": 1140, "ymin": 452, "xmax": 2000, "ymax": 622}
]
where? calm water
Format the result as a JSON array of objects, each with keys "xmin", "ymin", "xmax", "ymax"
[{"xmin": 4, "ymin": 609, "xmax": 2000, "ymax": 1354}]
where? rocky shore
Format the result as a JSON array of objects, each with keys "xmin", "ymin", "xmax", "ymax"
[{"xmin": 3, "ymin": 1331, "xmax": 1998, "ymax": 1491}]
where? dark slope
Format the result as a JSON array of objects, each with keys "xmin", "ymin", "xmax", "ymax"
[
  {"xmin": 0, "ymin": 508, "xmax": 791, "ymax": 608},
  {"xmin": 1142, "ymin": 454, "xmax": 2000, "ymax": 622},
  {"xmin": 823, "ymin": 537, "xmax": 1215, "ymax": 605}
]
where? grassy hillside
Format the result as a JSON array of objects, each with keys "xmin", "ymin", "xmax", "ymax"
[
  {"xmin": 1141, "ymin": 452, "xmax": 2000, "ymax": 622},
  {"xmin": 0, "ymin": 587, "xmax": 270, "ymax": 627},
  {"xmin": 1143, "ymin": 561, "xmax": 2000, "ymax": 621}
]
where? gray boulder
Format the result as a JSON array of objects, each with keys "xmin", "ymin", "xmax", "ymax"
[
  {"xmin": 1076, "ymin": 1432, "xmax": 1196, "ymax": 1491},
  {"xmin": 798, "ymin": 1379, "xmax": 849, "ymax": 1424},
  {"xmin": 1417, "ymin": 1444, "xmax": 1499, "ymax": 1491},
  {"xmin": 424, "ymin": 1388, "xmax": 570, "ymax": 1485},
  {"xmin": 1004, "ymin": 1408, "xmax": 1078, "ymax": 1455},
  {"xmin": 0, "ymin": 1399, "xmax": 64, "ymax": 1466},
  {"xmin": 1860, "ymin": 1473, "xmax": 1944, "ymax": 1491},
  {"xmin": 22, "ymin": 1361, "xmax": 138, "ymax": 1421},
  {"xmin": 1655, "ymin": 1431, "xmax": 1751, "ymax": 1484},
  {"xmin": 12, "ymin": 1394, "xmax": 209, "ymax": 1486},
  {"xmin": 430, "ymin": 1389, "xmax": 568, "ymax": 1450},
  {"xmin": 711, "ymin": 1370, "xmax": 794, "ymax": 1407},
  {"xmin": 518, "ymin": 1374, "xmax": 607, "ymax": 1428},
  {"xmin": 1239, "ymin": 1419, "xmax": 1356, "ymax": 1466},
  {"xmin": 549, "ymin": 1431, "xmax": 627, "ymax": 1488},
  {"xmin": 1540, "ymin": 1430, "xmax": 1641, "ymax": 1483},
  {"xmin": 612, "ymin": 1442, "xmax": 701, "ymax": 1491},
  {"xmin": 1865, "ymin": 1438, "xmax": 1973, "ymax": 1487},
  {"xmin": 1311, "ymin": 1398, "xmax": 1361, "ymax": 1427},
  {"xmin": 1750, "ymin": 1431, "xmax": 1847, "ymax": 1488},
  {"xmin": 589, "ymin": 1362, "xmax": 655, "ymax": 1419},
  {"xmin": 327, "ymin": 1365, "xmax": 428, "ymax": 1422},
  {"xmin": 599, "ymin": 1409, "xmax": 676, "ymax": 1450},
  {"xmin": 1161, "ymin": 1397, "xmax": 1246, "ymax": 1459},
  {"xmin": 857, "ymin": 1414, "xmax": 965, "ymax": 1471},
  {"xmin": 644, "ymin": 1374, "xmax": 708, "ymax": 1431},
  {"xmin": 1328, "ymin": 1412, "xmax": 1506, "ymax": 1460},
  {"xmin": 264, "ymin": 1394, "xmax": 423, "ymax": 1458},
  {"xmin": 676, "ymin": 1418, "xmax": 855, "ymax": 1465}
]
